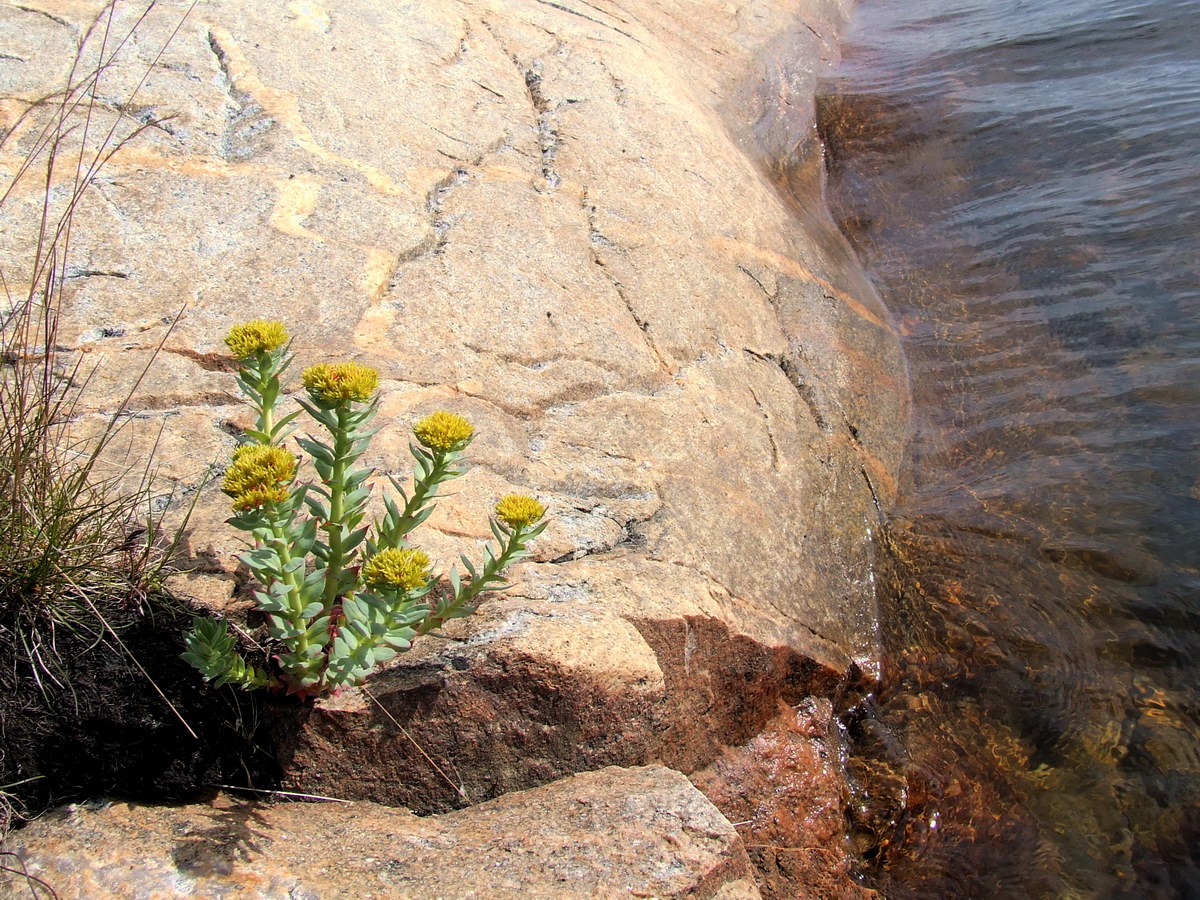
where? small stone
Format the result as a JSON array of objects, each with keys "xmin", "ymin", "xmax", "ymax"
[{"xmin": 163, "ymin": 572, "xmax": 240, "ymax": 615}]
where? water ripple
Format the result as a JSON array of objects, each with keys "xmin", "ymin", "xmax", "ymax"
[{"xmin": 820, "ymin": 0, "xmax": 1200, "ymax": 894}]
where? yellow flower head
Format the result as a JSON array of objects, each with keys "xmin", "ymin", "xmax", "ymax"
[
  {"xmin": 301, "ymin": 362, "xmax": 379, "ymax": 404},
  {"xmin": 225, "ymin": 320, "xmax": 289, "ymax": 358},
  {"xmin": 363, "ymin": 548, "xmax": 431, "ymax": 591},
  {"xmin": 223, "ymin": 444, "xmax": 297, "ymax": 508},
  {"xmin": 413, "ymin": 411, "xmax": 474, "ymax": 453},
  {"xmin": 230, "ymin": 484, "xmax": 291, "ymax": 511},
  {"xmin": 495, "ymin": 494, "xmax": 546, "ymax": 529}
]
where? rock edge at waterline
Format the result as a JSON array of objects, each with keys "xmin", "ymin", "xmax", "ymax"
[{"xmin": 0, "ymin": 0, "xmax": 907, "ymax": 895}]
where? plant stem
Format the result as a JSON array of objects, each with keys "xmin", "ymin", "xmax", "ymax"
[
  {"xmin": 269, "ymin": 515, "xmax": 308, "ymax": 657},
  {"xmin": 321, "ymin": 405, "xmax": 352, "ymax": 608},
  {"xmin": 381, "ymin": 450, "xmax": 455, "ymax": 548},
  {"xmin": 259, "ymin": 390, "xmax": 274, "ymax": 445},
  {"xmin": 415, "ymin": 525, "xmax": 528, "ymax": 636},
  {"xmin": 404, "ymin": 452, "xmax": 451, "ymax": 520},
  {"xmin": 252, "ymin": 359, "xmax": 277, "ymax": 443}
]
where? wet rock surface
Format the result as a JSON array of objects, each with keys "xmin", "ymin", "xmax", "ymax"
[
  {"xmin": 694, "ymin": 698, "xmax": 879, "ymax": 900},
  {"xmin": 0, "ymin": 0, "xmax": 909, "ymax": 895}
]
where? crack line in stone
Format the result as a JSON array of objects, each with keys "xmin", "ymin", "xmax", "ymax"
[
  {"xmin": 14, "ymin": 4, "xmax": 70, "ymax": 28},
  {"xmin": 736, "ymin": 263, "xmax": 776, "ymax": 304},
  {"xmin": 746, "ymin": 383, "xmax": 781, "ymax": 472},
  {"xmin": 522, "ymin": 58, "xmax": 562, "ymax": 189},
  {"xmin": 531, "ymin": 0, "xmax": 639, "ymax": 42},
  {"xmin": 548, "ymin": 508, "xmax": 655, "ymax": 563},
  {"xmin": 742, "ymin": 348, "xmax": 829, "ymax": 433},
  {"xmin": 582, "ymin": 190, "xmax": 671, "ymax": 373}
]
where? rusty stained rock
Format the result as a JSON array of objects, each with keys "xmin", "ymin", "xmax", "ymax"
[
  {"xmin": 0, "ymin": 766, "xmax": 762, "ymax": 900},
  {"xmin": 269, "ymin": 603, "xmax": 847, "ymax": 812},
  {"xmin": 693, "ymin": 697, "xmax": 879, "ymax": 900}
]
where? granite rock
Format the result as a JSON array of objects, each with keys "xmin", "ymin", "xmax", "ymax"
[
  {"xmin": 0, "ymin": 766, "xmax": 762, "ymax": 899},
  {"xmin": 0, "ymin": 0, "xmax": 906, "ymax": 668},
  {"xmin": 0, "ymin": 0, "xmax": 909, "ymax": 894}
]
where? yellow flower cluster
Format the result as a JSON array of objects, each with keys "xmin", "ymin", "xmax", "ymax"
[
  {"xmin": 363, "ymin": 547, "xmax": 431, "ymax": 591},
  {"xmin": 301, "ymin": 362, "xmax": 379, "ymax": 404},
  {"xmin": 225, "ymin": 320, "xmax": 288, "ymax": 358},
  {"xmin": 413, "ymin": 411, "xmax": 474, "ymax": 452},
  {"xmin": 223, "ymin": 444, "xmax": 297, "ymax": 511},
  {"xmin": 495, "ymin": 494, "xmax": 546, "ymax": 529}
]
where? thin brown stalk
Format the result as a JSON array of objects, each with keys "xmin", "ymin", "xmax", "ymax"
[
  {"xmin": 363, "ymin": 687, "xmax": 470, "ymax": 802},
  {"xmin": 76, "ymin": 590, "xmax": 197, "ymax": 739},
  {"xmin": 208, "ymin": 785, "xmax": 351, "ymax": 804},
  {"xmin": 0, "ymin": 851, "xmax": 60, "ymax": 900}
]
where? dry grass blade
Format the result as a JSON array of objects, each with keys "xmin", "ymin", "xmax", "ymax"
[
  {"xmin": 77, "ymin": 589, "xmax": 197, "ymax": 740},
  {"xmin": 0, "ymin": 851, "xmax": 61, "ymax": 900},
  {"xmin": 363, "ymin": 687, "xmax": 470, "ymax": 802},
  {"xmin": 0, "ymin": 0, "xmax": 194, "ymax": 661},
  {"xmin": 208, "ymin": 785, "xmax": 352, "ymax": 804},
  {"xmin": 0, "ymin": 0, "xmax": 203, "ymax": 835}
]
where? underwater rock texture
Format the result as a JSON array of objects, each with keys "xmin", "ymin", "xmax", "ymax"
[{"xmin": 0, "ymin": 0, "xmax": 906, "ymax": 896}]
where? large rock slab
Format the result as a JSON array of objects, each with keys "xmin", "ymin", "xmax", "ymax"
[
  {"xmin": 0, "ymin": 0, "xmax": 909, "ymax": 894},
  {"xmin": 0, "ymin": 0, "xmax": 906, "ymax": 665},
  {"xmin": 0, "ymin": 766, "xmax": 761, "ymax": 899},
  {"xmin": 270, "ymin": 602, "xmax": 844, "ymax": 811}
]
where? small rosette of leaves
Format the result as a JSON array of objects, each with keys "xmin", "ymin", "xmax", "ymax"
[{"xmin": 181, "ymin": 618, "xmax": 277, "ymax": 690}]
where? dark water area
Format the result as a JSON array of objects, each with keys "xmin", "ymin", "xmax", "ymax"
[{"xmin": 816, "ymin": 0, "xmax": 1200, "ymax": 896}]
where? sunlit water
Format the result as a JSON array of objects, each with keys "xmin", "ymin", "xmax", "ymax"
[{"xmin": 816, "ymin": 0, "xmax": 1200, "ymax": 896}]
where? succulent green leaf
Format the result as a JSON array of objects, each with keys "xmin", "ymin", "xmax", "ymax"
[
  {"xmin": 298, "ymin": 600, "xmax": 324, "ymax": 619},
  {"xmin": 303, "ymin": 616, "xmax": 332, "ymax": 643},
  {"xmin": 342, "ymin": 528, "xmax": 368, "ymax": 555}
]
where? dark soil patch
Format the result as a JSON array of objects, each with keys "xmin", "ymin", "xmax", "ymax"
[{"xmin": 0, "ymin": 595, "xmax": 281, "ymax": 825}]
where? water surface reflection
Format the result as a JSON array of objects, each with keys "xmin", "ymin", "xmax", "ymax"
[{"xmin": 817, "ymin": 0, "xmax": 1200, "ymax": 895}]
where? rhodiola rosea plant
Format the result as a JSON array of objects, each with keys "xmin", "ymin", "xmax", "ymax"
[{"xmin": 182, "ymin": 322, "xmax": 547, "ymax": 697}]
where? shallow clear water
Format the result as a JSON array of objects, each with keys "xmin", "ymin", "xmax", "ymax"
[{"xmin": 817, "ymin": 0, "xmax": 1200, "ymax": 896}]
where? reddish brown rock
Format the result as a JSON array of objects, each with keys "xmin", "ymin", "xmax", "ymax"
[
  {"xmin": 270, "ymin": 605, "xmax": 848, "ymax": 813},
  {"xmin": 693, "ymin": 698, "xmax": 879, "ymax": 900}
]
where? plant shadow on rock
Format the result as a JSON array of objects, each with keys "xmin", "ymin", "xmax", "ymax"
[{"xmin": 168, "ymin": 801, "xmax": 272, "ymax": 878}]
